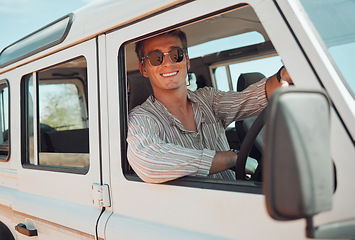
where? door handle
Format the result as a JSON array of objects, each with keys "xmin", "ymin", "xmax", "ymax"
[{"xmin": 15, "ymin": 223, "xmax": 38, "ymax": 237}]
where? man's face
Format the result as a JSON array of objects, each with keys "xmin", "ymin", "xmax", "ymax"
[{"xmin": 139, "ymin": 34, "xmax": 190, "ymax": 93}]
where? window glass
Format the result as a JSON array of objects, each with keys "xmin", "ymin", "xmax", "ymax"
[
  {"xmin": 300, "ymin": 0, "xmax": 355, "ymax": 97},
  {"xmin": 213, "ymin": 56, "xmax": 282, "ymax": 91},
  {"xmin": 214, "ymin": 67, "xmax": 230, "ymax": 91},
  {"xmin": 22, "ymin": 57, "xmax": 89, "ymax": 171},
  {"xmin": 187, "ymin": 73, "xmax": 197, "ymax": 91},
  {"xmin": 39, "ymin": 83, "xmax": 84, "ymax": 130},
  {"xmin": 188, "ymin": 31, "xmax": 264, "ymax": 59},
  {"xmin": 230, "ymin": 56, "xmax": 282, "ymax": 91},
  {"xmin": 0, "ymin": 81, "xmax": 9, "ymax": 160}
]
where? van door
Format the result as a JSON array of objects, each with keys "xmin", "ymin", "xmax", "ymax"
[
  {"xmin": 102, "ymin": 0, "xmax": 316, "ymax": 239},
  {"xmin": 13, "ymin": 39, "xmax": 104, "ymax": 239}
]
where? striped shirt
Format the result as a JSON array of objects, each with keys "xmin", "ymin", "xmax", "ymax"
[{"xmin": 127, "ymin": 78, "xmax": 268, "ymax": 183}]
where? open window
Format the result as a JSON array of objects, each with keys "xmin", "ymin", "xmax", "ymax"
[
  {"xmin": 121, "ymin": 4, "xmax": 285, "ymax": 191},
  {"xmin": 21, "ymin": 57, "xmax": 89, "ymax": 173}
]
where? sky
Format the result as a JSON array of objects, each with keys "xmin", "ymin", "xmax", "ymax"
[{"xmin": 0, "ymin": 0, "xmax": 94, "ymax": 51}]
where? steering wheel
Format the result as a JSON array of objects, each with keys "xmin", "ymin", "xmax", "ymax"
[{"xmin": 235, "ymin": 108, "xmax": 267, "ymax": 181}]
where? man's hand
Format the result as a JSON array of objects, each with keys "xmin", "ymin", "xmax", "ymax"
[
  {"xmin": 245, "ymin": 157, "xmax": 258, "ymax": 175},
  {"xmin": 265, "ymin": 66, "xmax": 293, "ymax": 99},
  {"xmin": 279, "ymin": 67, "xmax": 293, "ymax": 87}
]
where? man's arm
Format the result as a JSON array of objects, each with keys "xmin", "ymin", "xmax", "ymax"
[
  {"xmin": 127, "ymin": 114, "xmax": 215, "ymax": 183},
  {"xmin": 209, "ymin": 151, "xmax": 236, "ymax": 175},
  {"xmin": 210, "ymin": 151, "xmax": 257, "ymax": 175}
]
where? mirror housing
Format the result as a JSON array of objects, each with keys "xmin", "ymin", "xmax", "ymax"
[
  {"xmin": 264, "ymin": 88, "xmax": 333, "ymax": 220},
  {"xmin": 264, "ymin": 88, "xmax": 355, "ymax": 239}
]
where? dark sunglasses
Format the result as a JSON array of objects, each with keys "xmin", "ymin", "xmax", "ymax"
[{"xmin": 141, "ymin": 47, "xmax": 186, "ymax": 66}]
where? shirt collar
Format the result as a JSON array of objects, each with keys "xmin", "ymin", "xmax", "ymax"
[{"xmin": 149, "ymin": 91, "xmax": 204, "ymax": 131}]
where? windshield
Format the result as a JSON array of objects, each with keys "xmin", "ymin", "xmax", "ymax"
[{"xmin": 300, "ymin": 0, "xmax": 355, "ymax": 98}]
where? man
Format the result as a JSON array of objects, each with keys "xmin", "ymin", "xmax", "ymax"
[{"xmin": 127, "ymin": 29, "xmax": 292, "ymax": 183}]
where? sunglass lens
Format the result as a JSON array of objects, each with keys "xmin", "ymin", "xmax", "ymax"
[
  {"xmin": 149, "ymin": 52, "xmax": 164, "ymax": 66},
  {"xmin": 169, "ymin": 48, "xmax": 184, "ymax": 63},
  {"xmin": 146, "ymin": 48, "xmax": 184, "ymax": 66}
]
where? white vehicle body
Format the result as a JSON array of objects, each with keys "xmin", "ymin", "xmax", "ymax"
[{"xmin": 0, "ymin": 0, "xmax": 354, "ymax": 239}]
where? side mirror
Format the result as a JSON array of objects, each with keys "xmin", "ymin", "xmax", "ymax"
[
  {"xmin": 264, "ymin": 87, "xmax": 333, "ymax": 220},
  {"xmin": 264, "ymin": 88, "xmax": 355, "ymax": 238}
]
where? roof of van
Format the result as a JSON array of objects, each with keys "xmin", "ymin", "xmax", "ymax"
[{"xmin": 0, "ymin": 0, "xmax": 187, "ymax": 68}]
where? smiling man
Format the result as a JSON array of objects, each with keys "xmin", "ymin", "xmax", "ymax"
[{"xmin": 127, "ymin": 29, "xmax": 291, "ymax": 183}]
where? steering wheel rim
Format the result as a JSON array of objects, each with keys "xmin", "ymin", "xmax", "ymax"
[{"xmin": 235, "ymin": 107, "xmax": 267, "ymax": 180}]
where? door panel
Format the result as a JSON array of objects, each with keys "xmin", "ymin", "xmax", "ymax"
[
  {"xmin": 103, "ymin": 0, "xmax": 306, "ymax": 239},
  {"xmin": 14, "ymin": 39, "xmax": 102, "ymax": 239}
]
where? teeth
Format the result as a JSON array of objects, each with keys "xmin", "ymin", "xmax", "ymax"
[{"xmin": 162, "ymin": 72, "xmax": 177, "ymax": 77}]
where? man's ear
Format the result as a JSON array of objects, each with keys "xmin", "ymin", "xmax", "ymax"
[
  {"xmin": 138, "ymin": 62, "xmax": 145, "ymax": 76},
  {"xmin": 139, "ymin": 61, "xmax": 149, "ymax": 78},
  {"xmin": 186, "ymin": 54, "xmax": 191, "ymax": 70}
]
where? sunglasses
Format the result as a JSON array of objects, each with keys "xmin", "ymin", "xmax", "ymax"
[{"xmin": 141, "ymin": 47, "xmax": 186, "ymax": 66}]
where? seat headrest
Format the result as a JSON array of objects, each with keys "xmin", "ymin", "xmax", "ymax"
[
  {"xmin": 128, "ymin": 72, "xmax": 153, "ymax": 111},
  {"xmin": 237, "ymin": 72, "xmax": 266, "ymax": 92}
]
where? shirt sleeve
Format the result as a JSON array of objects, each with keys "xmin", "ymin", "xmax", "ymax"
[
  {"xmin": 211, "ymin": 78, "xmax": 268, "ymax": 128},
  {"xmin": 127, "ymin": 114, "xmax": 215, "ymax": 183}
]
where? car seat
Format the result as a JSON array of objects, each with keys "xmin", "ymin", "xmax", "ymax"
[{"xmin": 236, "ymin": 72, "xmax": 266, "ymax": 160}]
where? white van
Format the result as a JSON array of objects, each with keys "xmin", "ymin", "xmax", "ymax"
[{"xmin": 0, "ymin": 0, "xmax": 354, "ymax": 239}]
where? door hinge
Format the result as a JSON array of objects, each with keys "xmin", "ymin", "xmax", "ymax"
[{"xmin": 92, "ymin": 183, "xmax": 111, "ymax": 207}]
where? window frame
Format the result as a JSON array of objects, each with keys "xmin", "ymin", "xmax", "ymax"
[
  {"xmin": 120, "ymin": 41, "xmax": 264, "ymax": 194},
  {"xmin": 0, "ymin": 79, "xmax": 10, "ymax": 161},
  {"xmin": 119, "ymin": 5, "xmax": 276, "ymax": 194},
  {"xmin": 20, "ymin": 56, "xmax": 90, "ymax": 174}
]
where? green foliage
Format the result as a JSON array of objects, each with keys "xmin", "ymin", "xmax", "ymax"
[{"xmin": 39, "ymin": 84, "xmax": 84, "ymax": 131}]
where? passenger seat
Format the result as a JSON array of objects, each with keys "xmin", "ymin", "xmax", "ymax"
[{"xmin": 236, "ymin": 72, "xmax": 266, "ymax": 160}]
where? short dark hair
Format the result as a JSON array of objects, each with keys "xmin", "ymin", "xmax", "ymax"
[{"xmin": 135, "ymin": 29, "xmax": 188, "ymax": 61}]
